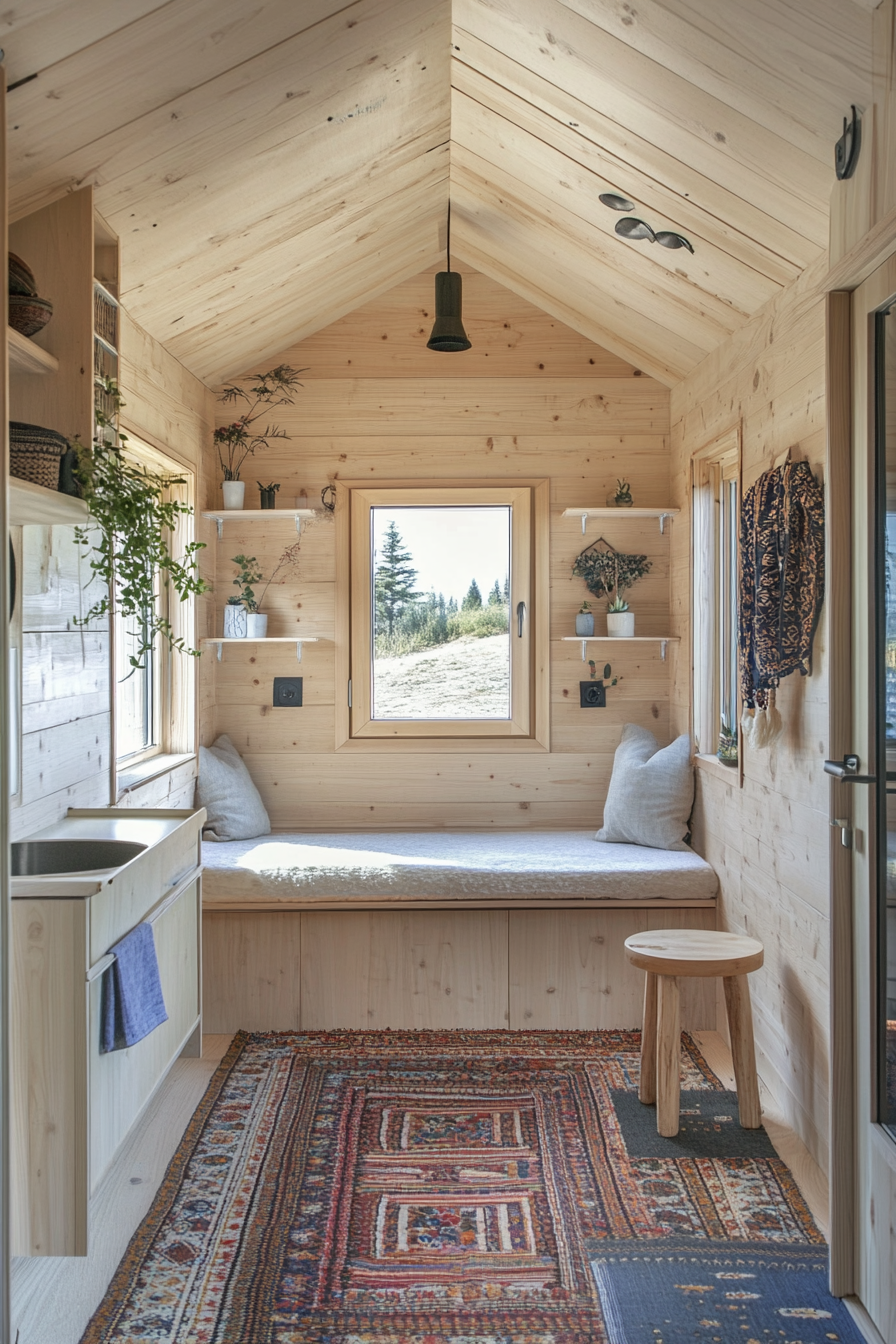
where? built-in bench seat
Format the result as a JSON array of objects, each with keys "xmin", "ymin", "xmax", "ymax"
[
  {"xmin": 201, "ymin": 830, "xmax": 718, "ymax": 909},
  {"xmin": 200, "ymin": 830, "xmax": 718, "ymax": 1035}
]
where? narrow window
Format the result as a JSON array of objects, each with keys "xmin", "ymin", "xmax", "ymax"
[{"xmin": 692, "ymin": 430, "xmax": 741, "ymax": 767}]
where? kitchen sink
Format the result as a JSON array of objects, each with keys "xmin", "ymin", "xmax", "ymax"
[{"xmin": 11, "ymin": 838, "xmax": 147, "ymax": 877}]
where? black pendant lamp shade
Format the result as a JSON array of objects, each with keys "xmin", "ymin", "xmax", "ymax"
[{"xmin": 426, "ymin": 270, "xmax": 471, "ymax": 352}]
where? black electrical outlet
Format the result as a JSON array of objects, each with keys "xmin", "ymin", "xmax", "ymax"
[
  {"xmin": 580, "ymin": 681, "xmax": 606, "ymax": 708},
  {"xmin": 273, "ymin": 677, "xmax": 303, "ymax": 707}
]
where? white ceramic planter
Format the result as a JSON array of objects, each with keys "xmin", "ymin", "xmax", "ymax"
[
  {"xmin": 222, "ymin": 480, "xmax": 245, "ymax": 510},
  {"xmin": 246, "ymin": 612, "xmax": 268, "ymax": 638},
  {"xmin": 575, "ymin": 612, "xmax": 595, "ymax": 636},
  {"xmin": 606, "ymin": 611, "xmax": 635, "ymax": 637},
  {"xmin": 223, "ymin": 604, "xmax": 248, "ymax": 638}
]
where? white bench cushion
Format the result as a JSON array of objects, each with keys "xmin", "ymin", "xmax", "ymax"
[{"xmin": 201, "ymin": 830, "xmax": 717, "ymax": 903}]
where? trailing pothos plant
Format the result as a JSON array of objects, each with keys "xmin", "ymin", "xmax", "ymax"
[{"xmin": 72, "ymin": 376, "xmax": 208, "ymax": 672}]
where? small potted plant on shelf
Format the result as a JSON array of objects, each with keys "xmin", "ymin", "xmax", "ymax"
[
  {"xmin": 575, "ymin": 600, "xmax": 594, "ymax": 637},
  {"xmin": 224, "ymin": 594, "xmax": 248, "ymax": 639},
  {"xmin": 258, "ymin": 480, "xmax": 280, "ymax": 510},
  {"xmin": 214, "ymin": 364, "xmax": 305, "ymax": 510},
  {"xmin": 231, "ymin": 541, "xmax": 302, "ymax": 638},
  {"xmin": 572, "ymin": 539, "xmax": 650, "ymax": 638},
  {"xmin": 607, "ymin": 478, "xmax": 633, "ymax": 507}
]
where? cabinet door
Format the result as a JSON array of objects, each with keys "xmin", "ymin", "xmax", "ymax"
[{"xmin": 89, "ymin": 877, "xmax": 200, "ymax": 1190}]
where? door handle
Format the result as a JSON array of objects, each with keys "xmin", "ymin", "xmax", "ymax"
[
  {"xmin": 824, "ymin": 754, "xmax": 876, "ymax": 783},
  {"xmin": 516, "ymin": 601, "xmax": 526, "ymax": 637}
]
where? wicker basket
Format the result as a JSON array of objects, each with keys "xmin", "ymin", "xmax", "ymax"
[{"xmin": 9, "ymin": 422, "xmax": 69, "ymax": 490}]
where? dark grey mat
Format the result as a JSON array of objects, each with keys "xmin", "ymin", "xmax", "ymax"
[{"xmin": 611, "ymin": 1087, "xmax": 777, "ymax": 1159}]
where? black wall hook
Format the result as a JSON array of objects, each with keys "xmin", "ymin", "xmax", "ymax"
[{"xmin": 835, "ymin": 105, "xmax": 861, "ymax": 181}]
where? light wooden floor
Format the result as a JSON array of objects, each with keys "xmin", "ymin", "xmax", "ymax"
[{"xmin": 10, "ymin": 1030, "xmax": 832, "ymax": 1344}]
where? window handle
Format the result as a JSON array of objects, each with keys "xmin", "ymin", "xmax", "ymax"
[{"xmin": 516, "ymin": 601, "xmax": 526, "ymax": 637}]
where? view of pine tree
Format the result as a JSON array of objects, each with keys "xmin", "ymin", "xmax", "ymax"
[
  {"xmin": 374, "ymin": 521, "xmax": 420, "ymax": 637},
  {"xmin": 488, "ymin": 580, "xmax": 503, "ymax": 606},
  {"xmin": 462, "ymin": 579, "xmax": 483, "ymax": 610}
]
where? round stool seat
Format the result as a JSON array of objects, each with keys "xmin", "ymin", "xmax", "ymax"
[{"xmin": 624, "ymin": 928, "xmax": 764, "ymax": 978}]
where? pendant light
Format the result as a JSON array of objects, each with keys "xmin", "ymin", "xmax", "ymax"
[{"xmin": 426, "ymin": 207, "xmax": 471, "ymax": 352}]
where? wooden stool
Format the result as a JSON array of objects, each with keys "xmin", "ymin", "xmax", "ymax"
[{"xmin": 624, "ymin": 928, "xmax": 764, "ymax": 1138}]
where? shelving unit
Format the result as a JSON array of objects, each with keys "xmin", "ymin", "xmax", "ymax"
[
  {"xmin": 9, "ymin": 328, "xmax": 59, "ymax": 376},
  {"xmin": 201, "ymin": 636, "xmax": 323, "ymax": 662},
  {"xmin": 201, "ymin": 508, "xmax": 318, "ymax": 538},
  {"xmin": 563, "ymin": 506, "xmax": 680, "ymax": 534},
  {"xmin": 561, "ymin": 635, "xmax": 680, "ymax": 661},
  {"xmin": 9, "ymin": 478, "xmax": 88, "ymax": 527}
]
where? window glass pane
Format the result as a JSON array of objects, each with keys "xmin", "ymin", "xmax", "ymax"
[
  {"xmin": 371, "ymin": 506, "xmax": 511, "ymax": 720},
  {"xmin": 115, "ymin": 608, "xmax": 155, "ymax": 758}
]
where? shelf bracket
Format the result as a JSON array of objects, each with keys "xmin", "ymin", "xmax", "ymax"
[
  {"xmin": 580, "ymin": 639, "xmax": 587, "ymax": 661},
  {"xmin": 659, "ymin": 513, "xmax": 673, "ymax": 534},
  {"xmin": 213, "ymin": 641, "xmax": 223, "ymax": 661},
  {"xmin": 296, "ymin": 641, "xmax": 303, "ymax": 662},
  {"xmin": 581, "ymin": 512, "xmax": 588, "ymax": 535},
  {"xmin": 215, "ymin": 517, "xmax": 224, "ymax": 540},
  {"xmin": 660, "ymin": 640, "xmax": 668, "ymax": 661}
]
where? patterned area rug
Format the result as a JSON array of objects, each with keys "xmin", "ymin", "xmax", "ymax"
[{"xmin": 80, "ymin": 1030, "xmax": 862, "ymax": 1344}]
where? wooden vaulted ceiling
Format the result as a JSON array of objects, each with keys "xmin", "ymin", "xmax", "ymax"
[{"xmin": 7, "ymin": 0, "xmax": 875, "ymax": 386}]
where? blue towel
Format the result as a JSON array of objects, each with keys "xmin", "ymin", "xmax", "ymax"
[{"xmin": 100, "ymin": 921, "xmax": 168, "ymax": 1053}]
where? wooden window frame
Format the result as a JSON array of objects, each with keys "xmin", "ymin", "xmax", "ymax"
[
  {"xmin": 335, "ymin": 479, "xmax": 550, "ymax": 751},
  {"xmin": 111, "ymin": 429, "xmax": 197, "ymax": 792},
  {"xmin": 691, "ymin": 426, "xmax": 742, "ymax": 776}
]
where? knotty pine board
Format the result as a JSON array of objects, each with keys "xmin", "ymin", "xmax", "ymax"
[{"xmin": 669, "ymin": 257, "xmax": 829, "ymax": 1173}]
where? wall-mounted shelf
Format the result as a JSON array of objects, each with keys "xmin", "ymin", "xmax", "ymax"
[
  {"xmin": 201, "ymin": 508, "xmax": 317, "ymax": 539},
  {"xmin": 563, "ymin": 507, "xmax": 680, "ymax": 535},
  {"xmin": 202, "ymin": 636, "xmax": 322, "ymax": 662},
  {"xmin": 9, "ymin": 328, "xmax": 59, "ymax": 376},
  {"xmin": 9, "ymin": 478, "xmax": 88, "ymax": 527},
  {"xmin": 561, "ymin": 635, "xmax": 680, "ymax": 662}
]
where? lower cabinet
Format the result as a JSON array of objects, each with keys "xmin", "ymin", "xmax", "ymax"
[{"xmin": 11, "ymin": 872, "xmax": 201, "ymax": 1257}]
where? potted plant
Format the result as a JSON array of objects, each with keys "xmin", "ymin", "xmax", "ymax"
[
  {"xmin": 224, "ymin": 594, "xmax": 248, "ymax": 639},
  {"xmin": 72, "ymin": 377, "xmax": 207, "ymax": 671},
  {"xmin": 571, "ymin": 539, "xmax": 650, "ymax": 638},
  {"xmin": 232, "ymin": 541, "xmax": 302, "ymax": 637},
  {"xmin": 607, "ymin": 477, "xmax": 633, "ymax": 507},
  {"xmin": 258, "ymin": 480, "xmax": 280, "ymax": 510},
  {"xmin": 214, "ymin": 364, "xmax": 305, "ymax": 510},
  {"xmin": 575, "ymin": 600, "xmax": 594, "ymax": 637},
  {"xmin": 606, "ymin": 593, "xmax": 634, "ymax": 637}
]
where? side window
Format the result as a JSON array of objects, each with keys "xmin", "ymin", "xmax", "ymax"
[{"xmin": 692, "ymin": 430, "xmax": 740, "ymax": 768}]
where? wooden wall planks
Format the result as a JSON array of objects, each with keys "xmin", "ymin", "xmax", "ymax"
[
  {"xmin": 669, "ymin": 262, "xmax": 831, "ymax": 1174},
  {"xmin": 206, "ymin": 266, "xmax": 672, "ymax": 829}
]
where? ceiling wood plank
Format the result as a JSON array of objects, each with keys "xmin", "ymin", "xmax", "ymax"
[
  {"xmin": 164, "ymin": 175, "xmax": 448, "ymax": 382},
  {"xmin": 454, "ymin": 0, "xmax": 830, "ymax": 244},
  {"xmin": 452, "ymin": 149, "xmax": 746, "ymax": 350},
  {"xmin": 452, "ymin": 60, "xmax": 802, "ymax": 288},
  {"xmin": 555, "ymin": 0, "xmax": 872, "ymax": 162},
  {"xmin": 3, "ymin": 0, "xmax": 173, "ymax": 85},
  {"xmin": 451, "ymin": 89, "xmax": 782, "ymax": 319},
  {"xmin": 451, "ymin": 27, "xmax": 823, "ymax": 271},
  {"xmin": 451, "ymin": 169, "xmax": 710, "ymax": 382},
  {"xmin": 7, "ymin": 0, "xmax": 363, "ymax": 191}
]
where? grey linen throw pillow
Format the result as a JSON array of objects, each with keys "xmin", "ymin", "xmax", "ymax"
[
  {"xmin": 197, "ymin": 734, "xmax": 271, "ymax": 842},
  {"xmin": 595, "ymin": 724, "xmax": 694, "ymax": 850}
]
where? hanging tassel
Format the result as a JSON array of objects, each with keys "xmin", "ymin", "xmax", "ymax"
[{"xmin": 741, "ymin": 687, "xmax": 783, "ymax": 750}]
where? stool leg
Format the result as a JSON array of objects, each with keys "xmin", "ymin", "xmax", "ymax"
[
  {"xmin": 639, "ymin": 972, "xmax": 658, "ymax": 1104},
  {"xmin": 656, "ymin": 975, "xmax": 681, "ymax": 1137},
  {"xmin": 723, "ymin": 974, "xmax": 761, "ymax": 1128}
]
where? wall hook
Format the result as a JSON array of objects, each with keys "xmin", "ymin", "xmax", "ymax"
[{"xmin": 835, "ymin": 105, "xmax": 861, "ymax": 181}]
